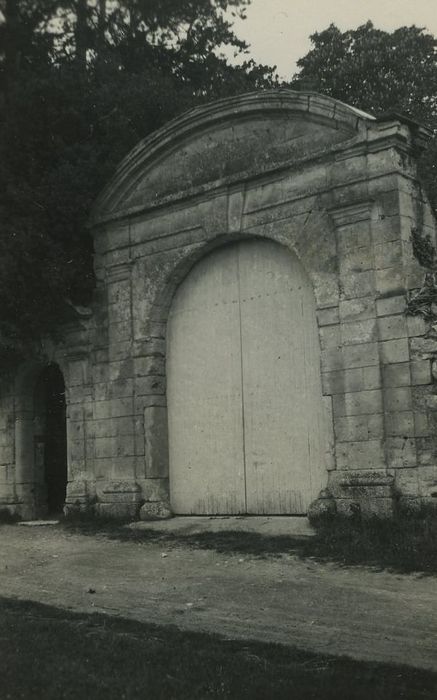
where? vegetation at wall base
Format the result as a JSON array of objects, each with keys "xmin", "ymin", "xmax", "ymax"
[
  {"xmin": 1, "ymin": 597, "xmax": 436, "ymax": 699},
  {"xmin": 307, "ymin": 504, "xmax": 437, "ymax": 574}
]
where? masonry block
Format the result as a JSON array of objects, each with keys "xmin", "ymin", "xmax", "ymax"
[
  {"xmin": 382, "ymin": 362, "xmax": 411, "ymax": 387},
  {"xmin": 384, "ymin": 386, "xmax": 412, "ymax": 412},
  {"xmin": 374, "ymin": 241, "xmax": 402, "ymax": 269},
  {"xmin": 319, "ymin": 325, "xmax": 341, "ymax": 349},
  {"xmin": 384, "ymin": 411, "xmax": 414, "ymax": 437},
  {"xmin": 418, "ymin": 466, "xmax": 437, "ymax": 498},
  {"xmin": 334, "ymin": 414, "xmax": 383, "ymax": 442},
  {"xmin": 335, "ymin": 440, "xmax": 385, "ymax": 470},
  {"xmin": 376, "ymin": 295, "xmax": 406, "ymax": 316},
  {"xmin": 409, "ymin": 337, "xmax": 437, "ymax": 359},
  {"xmin": 317, "ymin": 306, "xmax": 339, "ymax": 327},
  {"xmin": 394, "ymin": 468, "xmax": 419, "ymax": 496},
  {"xmin": 341, "ymin": 271, "xmax": 374, "ymax": 299},
  {"xmin": 414, "ymin": 411, "xmax": 430, "ymax": 437},
  {"xmin": 410, "ymin": 360, "xmax": 432, "ymax": 385},
  {"xmin": 386, "ymin": 437, "xmax": 417, "ymax": 469},
  {"xmin": 343, "ymin": 343, "xmax": 379, "ymax": 368},
  {"xmin": 341, "ymin": 319, "xmax": 377, "ymax": 346},
  {"xmin": 407, "ymin": 315, "xmax": 426, "ymax": 337},
  {"xmin": 339, "ymin": 297, "xmax": 375, "ymax": 322},
  {"xmin": 322, "ymin": 366, "xmax": 380, "ymax": 395},
  {"xmin": 380, "ymin": 338, "xmax": 410, "ymax": 364},
  {"xmin": 333, "ymin": 390, "xmax": 383, "ymax": 417},
  {"xmin": 339, "ymin": 249, "xmax": 373, "ymax": 275},
  {"xmin": 377, "ymin": 315, "xmax": 408, "ymax": 341},
  {"xmin": 375, "ymin": 268, "xmax": 404, "ymax": 296}
]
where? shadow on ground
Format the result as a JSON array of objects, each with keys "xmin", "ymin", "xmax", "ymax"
[
  {"xmin": 58, "ymin": 512, "xmax": 437, "ymax": 576},
  {"xmin": 1, "ymin": 596, "xmax": 436, "ymax": 699}
]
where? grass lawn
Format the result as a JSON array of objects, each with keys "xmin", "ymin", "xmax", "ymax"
[{"xmin": 1, "ymin": 597, "xmax": 436, "ymax": 699}]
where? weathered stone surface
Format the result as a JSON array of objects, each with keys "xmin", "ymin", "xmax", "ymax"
[
  {"xmin": 376, "ymin": 295, "xmax": 406, "ymax": 316},
  {"xmin": 333, "ymin": 390, "xmax": 383, "ymax": 417},
  {"xmin": 377, "ymin": 315, "xmax": 407, "ymax": 341},
  {"xmin": 386, "ymin": 437, "xmax": 417, "ymax": 469},
  {"xmin": 341, "ymin": 271, "xmax": 375, "ymax": 300},
  {"xmin": 380, "ymin": 338, "xmax": 410, "ymax": 364},
  {"xmin": 335, "ymin": 439, "xmax": 385, "ymax": 470},
  {"xmin": 410, "ymin": 337, "xmax": 437, "ymax": 359},
  {"xmin": 410, "ymin": 360, "xmax": 432, "ymax": 386},
  {"xmin": 385, "ymin": 411, "xmax": 415, "ymax": 437},
  {"xmin": 407, "ymin": 315, "xmax": 426, "ymax": 337},
  {"xmin": 316, "ymin": 306, "xmax": 339, "ymax": 327},
  {"xmin": 341, "ymin": 319, "xmax": 377, "ymax": 346},
  {"xmin": 339, "ymin": 297, "xmax": 375, "ymax": 322},
  {"xmin": 384, "ymin": 387, "xmax": 412, "ymax": 412},
  {"xmin": 139, "ymin": 501, "xmax": 172, "ymax": 520},
  {"xmin": 322, "ymin": 366, "xmax": 381, "ymax": 395},
  {"xmin": 307, "ymin": 495, "xmax": 337, "ymax": 523},
  {"xmin": 319, "ymin": 325, "xmax": 341, "ymax": 349},
  {"xmin": 2, "ymin": 90, "xmax": 436, "ymax": 519},
  {"xmin": 382, "ymin": 362, "xmax": 411, "ymax": 387}
]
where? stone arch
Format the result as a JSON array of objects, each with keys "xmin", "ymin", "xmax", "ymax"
[
  {"xmin": 139, "ymin": 229, "xmax": 332, "ymax": 515},
  {"xmin": 146, "ymin": 216, "xmax": 336, "ymax": 338},
  {"xmin": 14, "ymin": 360, "xmax": 68, "ymax": 519}
]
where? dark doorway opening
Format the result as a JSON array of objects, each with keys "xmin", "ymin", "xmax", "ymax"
[{"xmin": 35, "ymin": 365, "xmax": 67, "ymax": 515}]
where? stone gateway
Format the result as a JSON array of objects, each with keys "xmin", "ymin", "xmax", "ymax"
[{"xmin": 1, "ymin": 89, "xmax": 437, "ymax": 520}]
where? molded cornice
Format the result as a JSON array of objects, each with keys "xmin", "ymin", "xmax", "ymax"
[{"xmin": 91, "ymin": 90, "xmax": 375, "ymax": 226}]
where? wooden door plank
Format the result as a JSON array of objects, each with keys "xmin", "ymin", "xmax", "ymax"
[
  {"xmin": 167, "ymin": 246, "xmax": 246, "ymax": 514},
  {"xmin": 238, "ymin": 240, "xmax": 327, "ymax": 514}
]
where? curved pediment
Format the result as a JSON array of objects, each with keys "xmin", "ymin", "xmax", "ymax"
[{"xmin": 92, "ymin": 90, "xmax": 374, "ymax": 225}]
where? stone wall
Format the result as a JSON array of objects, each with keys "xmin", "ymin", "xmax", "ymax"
[{"xmin": 1, "ymin": 90, "xmax": 436, "ymax": 519}]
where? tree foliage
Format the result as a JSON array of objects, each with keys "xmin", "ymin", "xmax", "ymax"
[
  {"xmin": 0, "ymin": 0, "xmax": 277, "ymax": 359},
  {"xmin": 3, "ymin": 11, "xmax": 437, "ymax": 361},
  {"xmin": 291, "ymin": 21, "xmax": 437, "ymax": 208}
]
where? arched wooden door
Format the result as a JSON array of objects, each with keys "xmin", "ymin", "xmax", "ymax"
[{"xmin": 167, "ymin": 239, "xmax": 327, "ymax": 514}]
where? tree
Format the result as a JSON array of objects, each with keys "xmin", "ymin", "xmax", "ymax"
[
  {"xmin": 291, "ymin": 22, "xmax": 437, "ymax": 208},
  {"xmin": 0, "ymin": 1, "xmax": 277, "ymax": 362}
]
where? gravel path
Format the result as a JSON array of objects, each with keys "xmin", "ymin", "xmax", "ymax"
[{"xmin": 1, "ymin": 523, "xmax": 436, "ymax": 671}]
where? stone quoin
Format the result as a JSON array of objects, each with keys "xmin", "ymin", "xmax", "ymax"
[{"xmin": 1, "ymin": 89, "xmax": 437, "ymax": 520}]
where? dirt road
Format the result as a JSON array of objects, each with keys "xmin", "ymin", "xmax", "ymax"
[{"xmin": 1, "ymin": 523, "xmax": 436, "ymax": 671}]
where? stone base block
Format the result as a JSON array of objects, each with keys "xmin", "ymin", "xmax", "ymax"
[
  {"xmin": 308, "ymin": 489, "xmax": 337, "ymax": 524},
  {"xmin": 98, "ymin": 480, "xmax": 142, "ymax": 503},
  {"xmin": 94, "ymin": 480, "xmax": 143, "ymax": 520},
  {"xmin": 140, "ymin": 501, "xmax": 172, "ymax": 520},
  {"xmin": 326, "ymin": 471, "xmax": 396, "ymax": 518},
  {"xmin": 336, "ymin": 497, "xmax": 394, "ymax": 518},
  {"xmin": 65, "ymin": 480, "xmax": 96, "ymax": 515}
]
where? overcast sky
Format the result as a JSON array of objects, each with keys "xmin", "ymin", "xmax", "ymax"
[{"xmin": 226, "ymin": 0, "xmax": 437, "ymax": 79}]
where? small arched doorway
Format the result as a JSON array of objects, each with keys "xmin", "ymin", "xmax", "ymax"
[
  {"xmin": 33, "ymin": 364, "xmax": 68, "ymax": 515},
  {"xmin": 167, "ymin": 238, "xmax": 328, "ymax": 515}
]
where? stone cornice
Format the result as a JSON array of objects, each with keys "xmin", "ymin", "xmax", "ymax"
[
  {"xmin": 328, "ymin": 201, "xmax": 374, "ymax": 227},
  {"xmin": 105, "ymin": 261, "xmax": 133, "ymax": 283}
]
